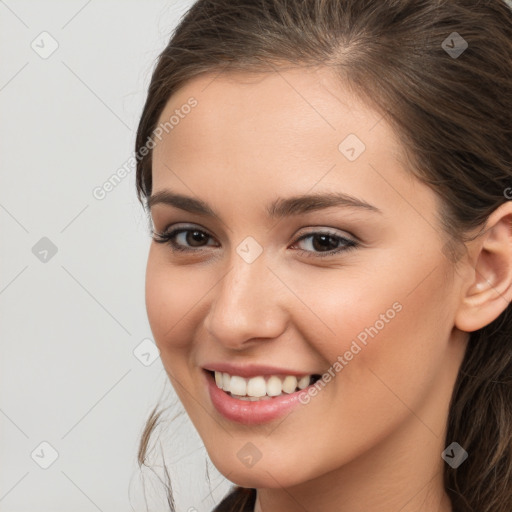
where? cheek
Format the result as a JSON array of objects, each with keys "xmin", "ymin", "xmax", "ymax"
[
  {"xmin": 292, "ymin": 248, "xmax": 455, "ymax": 366},
  {"xmin": 145, "ymin": 250, "xmax": 202, "ymax": 351},
  {"xmin": 289, "ymin": 256, "xmax": 455, "ymax": 420},
  {"xmin": 277, "ymin": 263, "xmax": 408, "ymax": 363},
  {"xmin": 318, "ymin": 261, "xmax": 455, "ymax": 427}
]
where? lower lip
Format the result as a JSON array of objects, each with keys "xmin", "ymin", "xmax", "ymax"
[{"xmin": 204, "ymin": 370, "xmax": 314, "ymax": 425}]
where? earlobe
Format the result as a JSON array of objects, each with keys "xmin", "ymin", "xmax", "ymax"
[{"xmin": 454, "ymin": 202, "xmax": 512, "ymax": 333}]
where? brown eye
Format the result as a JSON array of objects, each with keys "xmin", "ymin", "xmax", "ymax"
[
  {"xmin": 152, "ymin": 225, "xmax": 218, "ymax": 252},
  {"xmin": 291, "ymin": 230, "xmax": 358, "ymax": 258},
  {"xmin": 310, "ymin": 234, "xmax": 342, "ymax": 252},
  {"xmin": 184, "ymin": 230, "xmax": 210, "ymax": 247}
]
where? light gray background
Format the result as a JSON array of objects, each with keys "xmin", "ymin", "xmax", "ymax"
[{"xmin": 0, "ymin": 1, "xmax": 233, "ymax": 511}]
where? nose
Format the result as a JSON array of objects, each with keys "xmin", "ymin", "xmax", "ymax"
[{"xmin": 203, "ymin": 249, "xmax": 288, "ymax": 350}]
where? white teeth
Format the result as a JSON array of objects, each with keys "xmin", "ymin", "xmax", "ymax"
[
  {"xmin": 266, "ymin": 376, "xmax": 282, "ymax": 396},
  {"xmin": 229, "ymin": 375, "xmax": 247, "ymax": 396},
  {"xmin": 282, "ymin": 375, "xmax": 298, "ymax": 393},
  {"xmin": 298, "ymin": 375, "xmax": 310, "ymax": 389},
  {"xmin": 222, "ymin": 372, "xmax": 230, "ymax": 392},
  {"xmin": 212, "ymin": 371, "xmax": 314, "ymax": 399},
  {"xmin": 247, "ymin": 376, "xmax": 266, "ymax": 397}
]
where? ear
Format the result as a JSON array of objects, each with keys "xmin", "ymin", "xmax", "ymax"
[{"xmin": 454, "ymin": 201, "xmax": 512, "ymax": 333}]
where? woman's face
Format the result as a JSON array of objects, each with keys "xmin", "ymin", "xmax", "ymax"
[{"xmin": 145, "ymin": 66, "xmax": 469, "ymax": 490}]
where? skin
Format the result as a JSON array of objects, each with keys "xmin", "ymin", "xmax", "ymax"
[{"xmin": 145, "ymin": 65, "xmax": 512, "ymax": 512}]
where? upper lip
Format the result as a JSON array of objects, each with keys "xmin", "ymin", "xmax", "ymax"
[{"xmin": 202, "ymin": 362, "xmax": 318, "ymax": 379}]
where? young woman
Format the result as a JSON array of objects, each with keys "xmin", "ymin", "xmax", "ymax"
[{"xmin": 134, "ymin": 1, "xmax": 512, "ymax": 511}]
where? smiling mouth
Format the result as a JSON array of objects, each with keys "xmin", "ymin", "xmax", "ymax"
[{"xmin": 205, "ymin": 369, "xmax": 322, "ymax": 400}]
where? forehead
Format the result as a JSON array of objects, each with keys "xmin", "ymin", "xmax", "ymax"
[
  {"xmin": 150, "ymin": 65, "xmax": 428, "ymax": 220},
  {"xmin": 153, "ymin": 66, "xmax": 404, "ymax": 168}
]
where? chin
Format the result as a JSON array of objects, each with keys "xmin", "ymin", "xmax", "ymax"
[
  {"xmin": 208, "ymin": 452, "xmax": 309, "ymax": 489},
  {"xmin": 222, "ymin": 470, "xmax": 301, "ymax": 490}
]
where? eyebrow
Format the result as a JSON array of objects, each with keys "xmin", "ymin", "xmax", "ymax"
[{"xmin": 147, "ymin": 190, "xmax": 382, "ymax": 218}]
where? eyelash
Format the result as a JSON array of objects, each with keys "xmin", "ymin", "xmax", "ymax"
[{"xmin": 151, "ymin": 225, "xmax": 359, "ymax": 258}]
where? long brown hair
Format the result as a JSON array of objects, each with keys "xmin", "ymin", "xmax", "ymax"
[{"xmin": 134, "ymin": 1, "xmax": 512, "ymax": 510}]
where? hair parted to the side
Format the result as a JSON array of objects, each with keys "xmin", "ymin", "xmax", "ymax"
[{"xmin": 134, "ymin": 1, "xmax": 512, "ymax": 511}]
